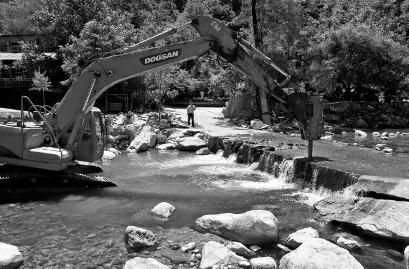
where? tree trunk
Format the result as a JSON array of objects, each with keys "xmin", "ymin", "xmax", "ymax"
[
  {"xmin": 251, "ymin": 0, "xmax": 263, "ymax": 49},
  {"xmin": 251, "ymin": 0, "xmax": 271, "ymax": 125},
  {"xmin": 42, "ymin": 90, "xmax": 46, "ymax": 106}
]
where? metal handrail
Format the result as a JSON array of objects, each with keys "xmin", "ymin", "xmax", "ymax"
[{"xmin": 20, "ymin": 96, "xmax": 64, "ymax": 159}]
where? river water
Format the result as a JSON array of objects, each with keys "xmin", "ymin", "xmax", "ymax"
[{"xmin": 0, "ymin": 150, "xmax": 406, "ymax": 268}]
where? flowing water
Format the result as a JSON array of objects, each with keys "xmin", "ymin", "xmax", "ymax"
[{"xmin": 0, "ymin": 150, "xmax": 406, "ymax": 268}]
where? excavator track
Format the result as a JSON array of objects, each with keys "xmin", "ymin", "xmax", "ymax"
[{"xmin": 0, "ymin": 164, "xmax": 116, "ymax": 202}]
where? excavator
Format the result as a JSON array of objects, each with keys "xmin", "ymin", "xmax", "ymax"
[{"xmin": 0, "ymin": 16, "xmax": 323, "ymax": 191}]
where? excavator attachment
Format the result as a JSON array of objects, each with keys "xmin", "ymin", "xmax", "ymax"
[{"xmin": 287, "ymin": 94, "xmax": 323, "ymax": 140}]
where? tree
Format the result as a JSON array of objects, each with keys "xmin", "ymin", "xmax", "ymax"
[
  {"xmin": 305, "ymin": 25, "xmax": 409, "ymax": 101},
  {"xmin": 61, "ymin": 6, "xmax": 137, "ymax": 85},
  {"xmin": 0, "ymin": 0, "xmax": 41, "ymax": 34},
  {"xmin": 29, "ymin": 70, "xmax": 52, "ymax": 105}
]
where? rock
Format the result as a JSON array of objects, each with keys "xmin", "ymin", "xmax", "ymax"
[
  {"xmin": 124, "ymin": 226, "xmax": 157, "ymax": 251},
  {"xmin": 279, "ymin": 238, "xmax": 363, "ymax": 269},
  {"xmin": 285, "ymin": 227, "xmax": 319, "ymax": 249},
  {"xmin": 250, "ymin": 257, "xmax": 277, "ymax": 269},
  {"xmin": 106, "ymin": 134, "xmax": 115, "ymax": 144},
  {"xmin": 196, "ymin": 148, "xmax": 211, "ymax": 155},
  {"xmin": 383, "ymin": 147, "xmax": 393, "ymax": 153},
  {"xmin": 276, "ymin": 244, "xmax": 291, "ymax": 253},
  {"xmin": 180, "ymin": 242, "xmax": 196, "ymax": 253},
  {"xmin": 381, "ymin": 136, "xmax": 389, "ymax": 140},
  {"xmin": 158, "ymin": 249, "xmax": 189, "ymax": 264},
  {"xmin": 250, "ymin": 245, "xmax": 261, "ymax": 252},
  {"xmin": 194, "ymin": 132, "xmax": 205, "ymax": 139},
  {"xmin": 151, "ymin": 202, "xmax": 176, "ymax": 218},
  {"xmin": 207, "ymin": 136, "xmax": 224, "ymax": 153},
  {"xmin": 107, "ymin": 147, "xmax": 120, "ymax": 155},
  {"xmin": 325, "ymin": 113, "xmax": 341, "ymax": 122},
  {"xmin": 102, "ymin": 150, "xmax": 116, "ymax": 160},
  {"xmin": 156, "ymin": 134, "xmax": 168, "ymax": 144},
  {"xmin": 372, "ymin": 132, "xmax": 380, "ymax": 137},
  {"xmin": 124, "ymin": 257, "xmax": 169, "ymax": 269},
  {"xmin": 199, "ymin": 241, "xmax": 248, "ymax": 269},
  {"xmin": 336, "ymin": 236, "xmax": 361, "ymax": 250},
  {"xmin": 354, "ymin": 129, "xmax": 367, "ymax": 137},
  {"xmin": 182, "ymin": 129, "xmax": 202, "ymax": 136},
  {"xmin": 353, "ymin": 118, "xmax": 368, "ymax": 128},
  {"xmin": 329, "ymin": 102, "xmax": 350, "ymax": 113},
  {"xmin": 226, "ymin": 242, "xmax": 256, "ymax": 258},
  {"xmin": 404, "ymin": 245, "xmax": 408, "ymax": 269},
  {"xmin": 314, "ymin": 196, "xmax": 409, "ymax": 242},
  {"xmin": 166, "ymin": 131, "xmax": 185, "ymax": 142},
  {"xmin": 195, "ymin": 210, "xmax": 279, "ymax": 245},
  {"xmin": 128, "ymin": 126, "xmax": 157, "ymax": 152},
  {"xmin": 0, "ymin": 242, "xmax": 23, "ymax": 269},
  {"xmin": 176, "ymin": 137, "xmax": 207, "ymax": 151},
  {"xmin": 250, "ymin": 119, "xmax": 265, "ymax": 130},
  {"xmin": 239, "ymin": 260, "xmax": 251, "ymax": 268},
  {"xmin": 131, "ymin": 142, "xmax": 149, "ymax": 153},
  {"xmin": 157, "ymin": 143, "xmax": 176, "ymax": 150},
  {"xmin": 375, "ymin": 144, "xmax": 386, "ymax": 151}
]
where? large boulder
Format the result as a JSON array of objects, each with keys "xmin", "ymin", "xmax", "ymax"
[
  {"xmin": 128, "ymin": 126, "xmax": 157, "ymax": 152},
  {"xmin": 250, "ymin": 257, "xmax": 277, "ymax": 269},
  {"xmin": 285, "ymin": 227, "xmax": 319, "ymax": 249},
  {"xmin": 195, "ymin": 210, "xmax": 279, "ymax": 245},
  {"xmin": 156, "ymin": 134, "xmax": 168, "ymax": 144},
  {"xmin": 279, "ymin": 238, "xmax": 363, "ymax": 269},
  {"xmin": 314, "ymin": 196, "xmax": 409, "ymax": 242},
  {"xmin": 226, "ymin": 242, "xmax": 256, "ymax": 258},
  {"xmin": 0, "ymin": 242, "xmax": 23, "ymax": 269},
  {"xmin": 124, "ymin": 226, "xmax": 157, "ymax": 251},
  {"xmin": 176, "ymin": 137, "xmax": 207, "ymax": 151},
  {"xmin": 124, "ymin": 257, "xmax": 169, "ymax": 269},
  {"xmin": 200, "ymin": 241, "xmax": 247, "ymax": 269},
  {"xmin": 151, "ymin": 202, "xmax": 176, "ymax": 218}
]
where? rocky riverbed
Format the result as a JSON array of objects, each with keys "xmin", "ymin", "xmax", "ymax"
[{"xmin": 1, "ymin": 109, "xmax": 409, "ymax": 269}]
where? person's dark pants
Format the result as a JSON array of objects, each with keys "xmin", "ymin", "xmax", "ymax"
[{"xmin": 187, "ymin": 113, "xmax": 194, "ymax": 127}]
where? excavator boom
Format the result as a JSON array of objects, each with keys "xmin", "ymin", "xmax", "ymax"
[{"xmin": 0, "ymin": 15, "xmax": 322, "ymax": 171}]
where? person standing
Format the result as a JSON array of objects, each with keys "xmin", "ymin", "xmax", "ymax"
[{"xmin": 187, "ymin": 99, "xmax": 196, "ymax": 127}]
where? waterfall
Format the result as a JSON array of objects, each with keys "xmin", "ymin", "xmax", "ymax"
[
  {"xmin": 276, "ymin": 159, "xmax": 295, "ymax": 182},
  {"xmin": 227, "ymin": 153, "xmax": 238, "ymax": 163}
]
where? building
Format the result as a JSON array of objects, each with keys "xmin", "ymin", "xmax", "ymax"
[{"xmin": 0, "ymin": 34, "xmax": 55, "ymax": 90}]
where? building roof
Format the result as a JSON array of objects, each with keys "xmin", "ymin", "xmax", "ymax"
[
  {"xmin": 0, "ymin": 52, "xmax": 56, "ymax": 61},
  {"xmin": 0, "ymin": 53, "xmax": 23, "ymax": 61}
]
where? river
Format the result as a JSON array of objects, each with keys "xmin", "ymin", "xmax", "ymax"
[{"xmin": 0, "ymin": 150, "xmax": 406, "ymax": 268}]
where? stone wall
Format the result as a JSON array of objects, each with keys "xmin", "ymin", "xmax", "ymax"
[{"xmin": 324, "ymin": 101, "xmax": 409, "ymax": 128}]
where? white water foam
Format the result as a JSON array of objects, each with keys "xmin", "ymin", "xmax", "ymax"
[
  {"xmin": 141, "ymin": 150, "xmax": 297, "ymax": 191},
  {"xmin": 290, "ymin": 186, "xmax": 358, "ymax": 207}
]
